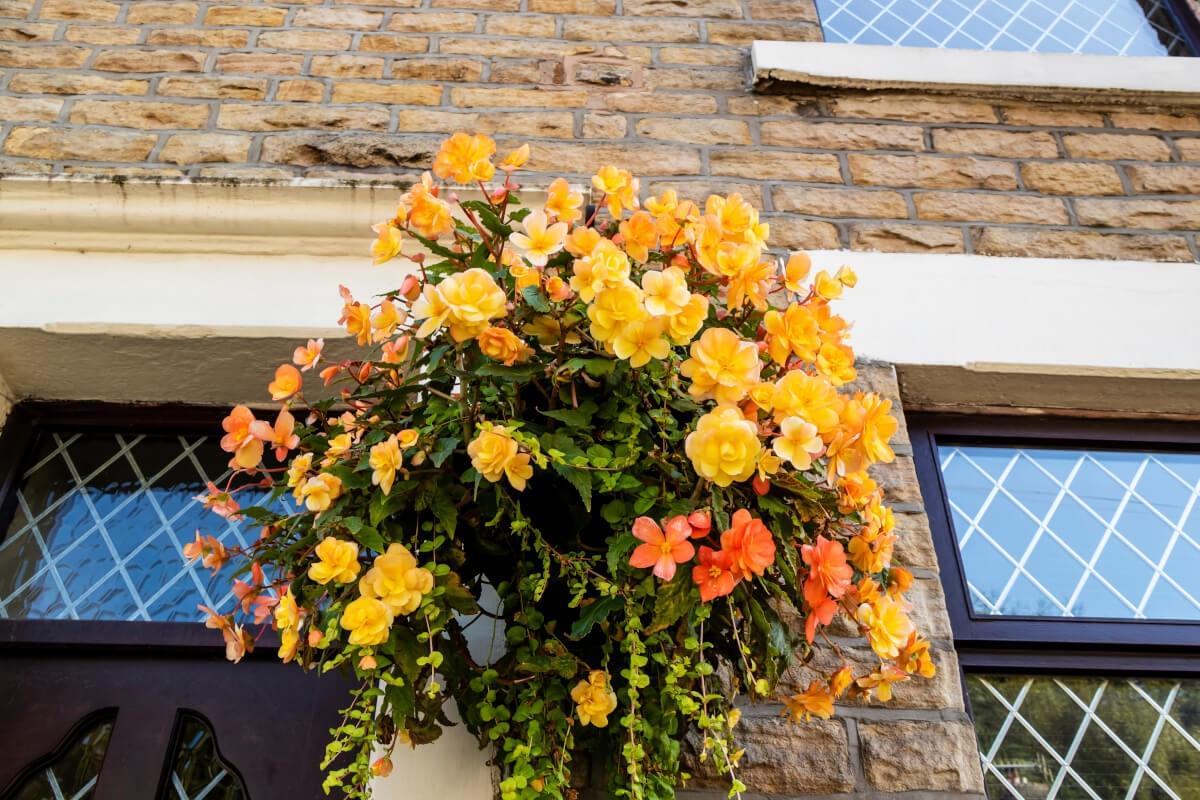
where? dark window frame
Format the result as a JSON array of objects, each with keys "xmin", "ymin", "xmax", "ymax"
[
  {"xmin": 910, "ymin": 413, "xmax": 1200, "ymax": 675},
  {"xmin": 0, "ymin": 401, "xmax": 278, "ymax": 653}
]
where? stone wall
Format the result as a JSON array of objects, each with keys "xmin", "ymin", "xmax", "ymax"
[{"xmin": 1, "ymin": 0, "xmax": 1198, "ymax": 263}]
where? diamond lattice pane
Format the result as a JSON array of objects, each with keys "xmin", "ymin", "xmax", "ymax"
[
  {"xmin": 937, "ymin": 443, "xmax": 1200, "ymax": 621},
  {"xmin": 815, "ymin": 0, "xmax": 1192, "ymax": 56},
  {"xmin": 168, "ymin": 714, "xmax": 247, "ymax": 800},
  {"xmin": 0, "ymin": 431, "xmax": 256, "ymax": 623},
  {"xmin": 967, "ymin": 674, "xmax": 1200, "ymax": 799}
]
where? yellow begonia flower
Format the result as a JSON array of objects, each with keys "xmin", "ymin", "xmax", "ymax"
[
  {"xmin": 610, "ymin": 316, "xmax": 670, "ymax": 368},
  {"xmin": 509, "ymin": 263, "xmax": 542, "ymax": 291},
  {"xmin": 545, "ymin": 177, "xmax": 584, "ymax": 224},
  {"xmin": 679, "ymin": 327, "xmax": 761, "ymax": 405},
  {"xmin": 725, "ymin": 256, "xmax": 773, "ymax": 311},
  {"xmin": 783, "ymin": 252, "xmax": 811, "ymax": 293},
  {"xmin": 358, "ymin": 543, "xmax": 434, "ymax": 616},
  {"xmin": 772, "ymin": 417, "xmax": 824, "ymax": 471},
  {"xmin": 340, "ymin": 595, "xmax": 393, "ymax": 647},
  {"xmin": 857, "ymin": 596, "xmax": 915, "ymax": 660},
  {"xmin": 763, "ymin": 303, "xmax": 820, "ymax": 365},
  {"xmin": 477, "ymin": 325, "xmax": 534, "ymax": 366},
  {"xmin": 369, "ymin": 435, "xmax": 403, "ymax": 496},
  {"xmin": 467, "ymin": 425, "xmax": 533, "ymax": 491},
  {"xmin": 398, "ymin": 428, "xmax": 420, "ymax": 449},
  {"xmin": 564, "ymin": 226, "xmax": 601, "ymax": 259},
  {"xmin": 523, "ymin": 315, "xmax": 581, "ymax": 350},
  {"xmin": 435, "ymin": 267, "xmax": 508, "ymax": 342},
  {"xmin": 783, "ymin": 679, "xmax": 834, "ymax": 722},
  {"xmin": 641, "ymin": 266, "xmax": 690, "ymax": 318},
  {"xmin": 591, "ymin": 165, "xmax": 638, "ymax": 218},
  {"xmin": 825, "ymin": 392, "xmax": 898, "ymax": 476},
  {"xmin": 816, "ymin": 342, "xmax": 857, "ymax": 387},
  {"xmin": 432, "ymin": 131, "xmax": 496, "ymax": 185},
  {"xmin": 509, "ymin": 209, "xmax": 568, "ymax": 268},
  {"xmin": 371, "ymin": 222, "xmax": 403, "ymax": 266},
  {"xmin": 571, "ymin": 671, "xmax": 618, "ymax": 728},
  {"xmin": 300, "ymin": 473, "xmax": 344, "ymax": 513},
  {"xmin": 287, "ymin": 452, "xmax": 314, "ymax": 501},
  {"xmin": 412, "ymin": 283, "xmax": 451, "ymax": 339},
  {"xmin": 500, "ymin": 143, "xmax": 530, "ymax": 170},
  {"xmin": 571, "ymin": 239, "xmax": 630, "ymax": 303},
  {"xmin": 814, "ymin": 267, "xmax": 855, "ymax": 301},
  {"xmin": 666, "ymin": 293, "xmax": 709, "ymax": 346},
  {"xmin": 275, "ymin": 589, "xmax": 302, "ymax": 662},
  {"xmin": 771, "ymin": 371, "xmax": 842, "ymax": 433},
  {"xmin": 685, "ymin": 406, "xmax": 762, "ymax": 488},
  {"xmin": 587, "ymin": 282, "xmax": 646, "ymax": 343},
  {"xmin": 308, "ymin": 536, "xmax": 360, "ymax": 585}
]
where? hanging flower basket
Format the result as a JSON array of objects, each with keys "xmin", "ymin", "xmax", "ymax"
[{"xmin": 192, "ymin": 132, "xmax": 935, "ymax": 800}]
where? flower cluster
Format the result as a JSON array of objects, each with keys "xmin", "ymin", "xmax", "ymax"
[{"xmin": 193, "ymin": 133, "xmax": 932, "ymax": 800}]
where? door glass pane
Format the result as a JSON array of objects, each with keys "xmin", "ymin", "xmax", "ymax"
[
  {"xmin": 816, "ymin": 0, "xmax": 1192, "ymax": 56},
  {"xmin": 937, "ymin": 443, "xmax": 1200, "ymax": 621},
  {"xmin": 967, "ymin": 673, "xmax": 1200, "ymax": 799},
  {"xmin": 164, "ymin": 714, "xmax": 247, "ymax": 800},
  {"xmin": 8, "ymin": 713, "xmax": 115, "ymax": 800},
  {"xmin": 0, "ymin": 431, "xmax": 262, "ymax": 622}
]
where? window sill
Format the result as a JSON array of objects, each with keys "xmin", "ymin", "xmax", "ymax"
[{"xmin": 751, "ymin": 41, "xmax": 1200, "ymax": 106}]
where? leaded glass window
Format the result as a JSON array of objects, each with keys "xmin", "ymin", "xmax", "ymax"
[
  {"xmin": 0, "ymin": 430, "xmax": 267, "ymax": 623},
  {"xmin": 8, "ymin": 714, "xmax": 114, "ymax": 800},
  {"xmin": 937, "ymin": 444, "xmax": 1200, "ymax": 621},
  {"xmin": 968, "ymin": 674, "xmax": 1200, "ymax": 799},
  {"xmin": 815, "ymin": 0, "xmax": 1194, "ymax": 56},
  {"xmin": 164, "ymin": 714, "xmax": 247, "ymax": 800}
]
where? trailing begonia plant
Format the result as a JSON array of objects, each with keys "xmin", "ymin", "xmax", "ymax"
[{"xmin": 191, "ymin": 132, "xmax": 935, "ymax": 800}]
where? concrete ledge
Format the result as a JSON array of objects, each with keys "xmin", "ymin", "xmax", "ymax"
[{"xmin": 752, "ymin": 41, "xmax": 1200, "ymax": 105}]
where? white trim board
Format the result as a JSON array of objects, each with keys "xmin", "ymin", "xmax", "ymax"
[{"xmin": 752, "ymin": 41, "xmax": 1200, "ymax": 105}]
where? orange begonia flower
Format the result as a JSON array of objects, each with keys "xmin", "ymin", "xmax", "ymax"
[
  {"xmin": 371, "ymin": 222, "xmax": 403, "ymax": 265},
  {"xmin": 856, "ymin": 664, "xmax": 909, "ymax": 702},
  {"xmin": 591, "ymin": 165, "xmax": 638, "ymax": 218},
  {"xmin": 341, "ymin": 302, "xmax": 373, "ymax": 347},
  {"xmin": 618, "ymin": 210, "xmax": 658, "ymax": 263},
  {"xmin": 293, "ymin": 338, "xmax": 324, "ymax": 372},
  {"xmin": 268, "ymin": 364, "xmax": 302, "ymax": 402},
  {"xmin": 857, "ymin": 595, "xmax": 915, "ymax": 660},
  {"xmin": 687, "ymin": 509, "xmax": 711, "ymax": 538},
  {"xmin": 783, "ymin": 252, "xmax": 811, "ymax": 293},
  {"xmin": 220, "ymin": 405, "xmax": 263, "ymax": 470},
  {"xmin": 629, "ymin": 515, "xmax": 695, "ymax": 582},
  {"xmin": 692, "ymin": 545, "xmax": 736, "ymax": 602},
  {"xmin": 407, "ymin": 183, "xmax": 454, "ymax": 239},
  {"xmin": 545, "ymin": 177, "xmax": 583, "ymax": 224},
  {"xmin": 250, "ymin": 408, "xmax": 300, "ymax": 461},
  {"xmin": 432, "ymin": 131, "xmax": 496, "ymax": 184},
  {"xmin": 194, "ymin": 482, "xmax": 241, "ymax": 520},
  {"xmin": 801, "ymin": 536, "xmax": 853, "ymax": 604},
  {"xmin": 784, "ymin": 679, "xmax": 834, "ymax": 722},
  {"xmin": 500, "ymin": 143, "xmax": 530, "ymax": 171},
  {"xmin": 719, "ymin": 509, "xmax": 776, "ymax": 580},
  {"xmin": 184, "ymin": 531, "xmax": 229, "ymax": 573}
]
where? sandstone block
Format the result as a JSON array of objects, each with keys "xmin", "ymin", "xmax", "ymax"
[
  {"xmin": 430, "ymin": 0, "xmax": 518, "ymax": 8},
  {"xmin": 160, "ymin": 133, "xmax": 251, "ymax": 164},
  {"xmin": 762, "ymin": 120, "xmax": 924, "ymax": 151},
  {"xmin": 1063, "ymin": 132, "xmax": 1171, "ymax": 161},
  {"xmin": 257, "ymin": 31, "xmax": 354, "ymax": 50},
  {"xmin": 438, "ymin": 36, "xmax": 593, "ymax": 59},
  {"xmin": 147, "ymin": 29, "xmax": 248, "ymax": 47},
  {"xmin": 217, "ymin": 104, "xmax": 390, "ymax": 131},
  {"xmin": 204, "ymin": 5, "xmax": 286, "ymax": 25},
  {"xmin": 691, "ymin": 716, "xmax": 854, "ymax": 795},
  {"xmin": 592, "ymin": 91, "xmax": 717, "ymax": 115},
  {"xmin": 893, "ymin": 511, "xmax": 941, "ymax": 569},
  {"xmin": 1000, "ymin": 105, "xmax": 1105, "ymax": 127},
  {"xmin": 634, "ymin": 117, "xmax": 750, "ymax": 145},
  {"xmin": 396, "ymin": 109, "xmax": 574, "ymax": 139},
  {"xmin": 215, "ymin": 52, "xmax": 304, "ymax": 75},
  {"xmin": 656, "ymin": 45, "xmax": 744, "ymax": 67},
  {"xmin": 623, "ymin": 0, "xmax": 742, "ymax": 17},
  {"xmin": 357, "ymin": 34, "xmax": 430, "ymax": 53},
  {"xmin": 70, "ymin": 99, "xmax": 210, "ymax": 129},
  {"xmin": 1075, "ymin": 198, "xmax": 1200, "ymax": 230},
  {"xmin": 1126, "ymin": 164, "xmax": 1200, "ymax": 194},
  {"xmin": 832, "ymin": 94, "xmax": 996, "ymax": 123},
  {"xmin": 0, "ymin": 22, "xmax": 57, "ymax": 41},
  {"xmin": 5, "ymin": 126, "xmax": 157, "ymax": 161},
  {"xmin": 727, "ymin": 95, "xmax": 817, "ymax": 116},
  {"xmin": 858, "ymin": 719, "xmax": 985, "ymax": 793},
  {"xmin": 1109, "ymin": 111, "xmax": 1200, "ymax": 131},
  {"xmin": 390, "ymin": 58, "xmax": 482, "ymax": 82},
  {"xmin": 933, "ymin": 127, "xmax": 1058, "ymax": 158},
  {"xmin": 387, "ymin": 11, "xmax": 475, "ymax": 32},
  {"xmin": 850, "ymin": 153, "xmax": 1017, "ymax": 190},
  {"xmin": 9, "ymin": 73, "xmax": 148, "ymax": 96},
  {"xmin": 0, "ymin": 44, "xmax": 90, "ymax": 68},
  {"xmin": 38, "ymin": 0, "xmax": 118, "ymax": 21},
  {"xmin": 851, "ymin": 223, "xmax": 964, "ymax": 253},
  {"xmin": 914, "ymin": 192, "xmax": 1068, "ymax": 224},
  {"xmin": 276, "ymin": 80, "xmax": 325, "ymax": 102},
  {"xmin": 527, "ymin": 0, "xmax": 615, "ymax": 11},
  {"xmin": 331, "ymin": 82, "xmax": 441, "ymax": 105},
  {"xmin": 581, "ymin": 112, "xmax": 626, "ymax": 139},
  {"xmin": 261, "ymin": 133, "xmax": 439, "ymax": 168},
  {"xmin": 1178, "ymin": 138, "xmax": 1200, "ymax": 161},
  {"xmin": 0, "ymin": 95, "xmax": 63, "ymax": 122},
  {"xmin": 908, "ymin": 577, "xmax": 953, "ymax": 639},
  {"xmin": 484, "ymin": 61, "xmax": 545, "ymax": 85},
  {"xmin": 65, "ymin": 26, "xmax": 140, "ymax": 44},
  {"xmin": 973, "ymin": 227, "xmax": 1194, "ymax": 262},
  {"xmin": 644, "ymin": 67, "xmax": 744, "ymax": 92},
  {"xmin": 93, "ymin": 49, "xmax": 205, "ymax": 72},
  {"xmin": 646, "ymin": 179, "xmax": 762, "ymax": 203},
  {"xmin": 310, "ymin": 55, "xmax": 385, "ymax": 79},
  {"xmin": 708, "ymin": 20, "xmax": 820, "ymax": 44},
  {"xmin": 563, "ymin": 18, "xmax": 699, "ymax": 42},
  {"xmin": 711, "ymin": 150, "xmax": 841, "ymax": 182},
  {"xmin": 484, "ymin": 15, "xmax": 556, "ymax": 37},
  {"xmin": 872, "ymin": 455, "xmax": 923, "ymax": 506},
  {"xmin": 764, "ymin": 216, "xmax": 841, "ymax": 250},
  {"xmin": 526, "ymin": 141, "xmax": 702, "ymax": 175},
  {"xmin": 450, "ymin": 86, "xmax": 589, "ymax": 109},
  {"xmin": 1020, "ymin": 161, "xmax": 1124, "ymax": 195},
  {"xmin": 748, "ymin": 0, "xmax": 820, "ymax": 21},
  {"xmin": 293, "ymin": 7, "xmax": 382, "ymax": 29},
  {"xmin": 126, "ymin": 3, "xmax": 198, "ymax": 24},
  {"xmin": 773, "ymin": 186, "xmax": 908, "ymax": 219},
  {"xmin": 159, "ymin": 76, "xmax": 267, "ymax": 100}
]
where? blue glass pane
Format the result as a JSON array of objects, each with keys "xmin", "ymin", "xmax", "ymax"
[
  {"xmin": 815, "ymin": 0, "xmax": 1189, "ymax": 56},
  {"xmin": 0, "ymin": 431, "xmax": 240, "ymax": 621},
  {"xmin": 936, "ymin": 443, "xmax": 1200, "ymax": 620}
]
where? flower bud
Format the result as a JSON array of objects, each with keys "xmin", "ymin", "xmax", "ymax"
[
  {"xmin": 371, "ymin": 757, "xmax": 393, "ymax": 778},
  {"xmin": 687, "ymin": 510, "xmax": 711, "ymax": 538},
  {"xmin": 399, "ymin": 274, "xmax": 422, "ymax": 302},
  {"xmin": 752, "ymin": 474, "xmax": 770, "ymax": 496},
  {"xmin": 359, "ymin": 654, "xmax": 378, "ymax": 670}
]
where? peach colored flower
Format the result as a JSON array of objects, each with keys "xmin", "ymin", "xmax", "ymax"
[
  {"xmin": 802, "ymin": 536, "xmax": 853, "ymax": 607},
  {"xmin": 680, "ymin": 328, "xmax": 761, "ymax": 405},
  {"xmin": 220, "ymin": 405, "xmax": 263, "ymax": 470},
  {"xmin": 184, "ymin": 531, "xmax": 229, "ymax": 573},
  {"xmin": 194, "ymin": 482, "xmax": 241, "ymax": 520},
  {"xmin": 618, "ymin": 210, "xmax": 658, "ymax": 262},
  {"xmin": 477, "ymin": 326, "xmax": 534, "ymax": 367},
  {"xmin": 432, "ymin": 131, "xmax": 496, "ymax": 184},
  {"xmin": 369, "ymin": 435, "xmax": 403, "ymax": 495},
  {"xmin": 293, "ymin": 338, "xmax": 324, "ymax": 371},
  {"xmin": 500, "ymin": 143, "xmax": 530, "ymax": 171},
  {"xmin": 783, "ymin": 252, "xmax": 811, "ymax": 293},
  {"xmin": 641, "ymin": 266, "xmax": 690, "ymax": 318},
  {"xmin": 545, "ymin": 177, "xmax": 583, "ymax": 224},
  {"xmin": 250, "ymin": 408, "xmax": 300, "ymax": 461},
  {"xmin": 720, "ymin": 509, "xmax": 775, "ymax": 579},
  {"xmin": 407, "ymin": 183, "xmax": 454, "ymax": 239},
  {"xmin": 629, "ymin": 515, "xmax": 695, "ymax": 582},
  {"xmin": 340, "ymin": 595, "xmax": 393, "ymax": 646}
]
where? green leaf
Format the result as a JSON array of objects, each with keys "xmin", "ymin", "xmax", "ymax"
[
  {"xmin": 475, "ymin": 362, "xmax": 543, "ymax": 380},
  {"xmin": 540, "ymin": 400, "xmax": 597, "ymax": 428},
  {"xmin": 441, "ymin": 573, "xmax": 479, "ymax": 615},
  {"xmin": 647, "ymin": 572, "xmax": 693, "ymax": 634},
  {"xmin": 430, "ymin": 436, "xmax": 459, "ymax": 468},
  {"xmin": 569, "ymin": 596, "xmax": 622, "ymax": 639},
  {"xmin": 565, "ymin": 357, "xmax": 613, "ymax": 378},
  {"xmin": 607, "ymin": 532, "xmax": 637, "ymax": 576},
  {"xmin": 429, "ymin": 490, "xmax": 458, "ymax": 536},
  {"xmin": 520, "ymin": 285, "xmax": 551, "ymax": 313},
  {"xmin": 351, "ymin": 524, "xmax": 386, "ymax": 554},
  {"xmin": 552, "ymin": 463, "xmax": 593, "ymax": 512}
]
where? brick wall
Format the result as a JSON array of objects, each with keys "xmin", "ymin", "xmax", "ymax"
[{"xmin": 2, "ymin": 0, "xmax": 1198, "ymax": 263}]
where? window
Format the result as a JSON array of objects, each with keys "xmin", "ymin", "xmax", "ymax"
[
  {"xmin": 911, "ymin": 415, "xmax": 1200, "ymax": 800},
  {"xmin": 815, "ymin": 0, "xmax": 1199, "ymax": 56}
]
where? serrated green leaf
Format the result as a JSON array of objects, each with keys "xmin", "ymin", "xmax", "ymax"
[
  {"xmin": 540, "ymin": 400, "xmax": 597, "ymax": 428},
  {"xmin": 430, "ymin": 489, "xmax": 457, "ymax": 536},
  {"xmin": 430, "ymin": 436, "xmax": 459, "ymax": 467},
  {"xmin": 552, "ymin": 463, "xmax": 592, "ymax": 512},
  {"xmin": 569, "ymin": 595, "xmax": 622, "ymax": 639},
  {"xmin": 647, "ymin": 572, "xmax": 693, "ymax": 634},
  {"xmin": 520, "ymin": 285, "xmax": 551, "ymax": 312}
]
